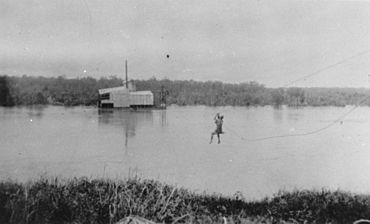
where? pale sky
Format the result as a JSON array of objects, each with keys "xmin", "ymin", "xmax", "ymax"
[{"xmin": 2, "ymin": 0, "xmax": 370, "ymax": 87}]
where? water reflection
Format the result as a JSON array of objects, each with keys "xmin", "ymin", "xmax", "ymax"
[
  {"xmin": 0, "ymin": 105, "xmax": 46, "ymax": 119},
  {"xmin": 272, "ymin": 106, "xmax": 283, "ymax": 123},
  {"xmin": 287, "ymin": 107, "xmax": 303, "ymax": 121},
  {"xmin": 26, "ymin": 106, "xmax": 46, "ymax": 119},
  {"xmin": 160, "ymin": 110, "xmax": 167, "ymax": 128},
  {"xmin": 98, "ymin": 109, "xmax": 168, "ymax": 148}
]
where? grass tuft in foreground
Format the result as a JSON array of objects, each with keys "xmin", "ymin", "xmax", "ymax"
[{"xmin": 1, "ymin": 177, "xmax": 370, "ymax": 223}]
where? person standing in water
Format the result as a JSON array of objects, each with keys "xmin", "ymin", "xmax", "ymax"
[{"xmin": 210, "ymin": 113, "xmax": 224, "ymax": 144}]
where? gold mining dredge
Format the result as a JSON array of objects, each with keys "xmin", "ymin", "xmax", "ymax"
[{"xmin": 98, "ymin": 60, "xmax": 168, "ymax": 110}]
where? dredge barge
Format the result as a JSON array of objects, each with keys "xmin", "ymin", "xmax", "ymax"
[{"xmin": 98, "ymin": 60, "xmax": 167, "ymax": 110}]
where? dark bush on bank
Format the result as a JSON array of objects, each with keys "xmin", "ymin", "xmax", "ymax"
[{"xmin": 1, "ymin": 177, "xmax": 370, "ymax": 224}]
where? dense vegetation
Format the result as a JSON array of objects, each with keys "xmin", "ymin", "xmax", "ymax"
[
  {"xmin": 0, "ymin": 75, "xmax": 123, "ymax": 106},
  {"xmin": 1, "ymin": 75, "xmax": 370, "ymax": 107},
  {"xmin": 1, "ymin": 177, "xmax": 370, "ymax": 224}
]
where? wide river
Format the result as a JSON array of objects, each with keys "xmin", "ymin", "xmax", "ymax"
[{"xmin": 1, "ymin": 105, "xmax": 370, "ymax": 200}]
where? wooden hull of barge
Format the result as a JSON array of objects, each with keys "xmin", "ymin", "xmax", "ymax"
[{"xmin": 98, "ymin": 105, "xmax": 166, "ymax": 111}]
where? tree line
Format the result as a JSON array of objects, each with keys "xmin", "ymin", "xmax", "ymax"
[{"xmin": 1, "ymin": 75, "xmax": 370, "ymax": 107}]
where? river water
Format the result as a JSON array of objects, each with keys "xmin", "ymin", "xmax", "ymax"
[{"xmin": 1, "ymin": 105, "xmax": 370, "ymax": 199}]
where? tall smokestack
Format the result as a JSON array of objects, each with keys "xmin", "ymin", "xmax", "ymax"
[{"xmin": 125, "ymin": 60, "xmax": 128, "ymax": 88}]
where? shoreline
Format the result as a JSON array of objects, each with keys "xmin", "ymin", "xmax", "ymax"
[
  {"xmin": 1, "ymin": 176, "xmax": 370, "ymax": 224},
  {"xmin": 2, "ymin": 75, "xmax": 370, "ymax": 107}
]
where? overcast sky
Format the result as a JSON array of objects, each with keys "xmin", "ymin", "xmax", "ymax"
[{"xmin": 2, "ymin": 0, "xmax": 370, "ymax": 87}]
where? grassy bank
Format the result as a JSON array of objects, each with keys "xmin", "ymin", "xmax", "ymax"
[{"xmin": 1, "ymin": 177, "xmax": 370, "ymax": 224}]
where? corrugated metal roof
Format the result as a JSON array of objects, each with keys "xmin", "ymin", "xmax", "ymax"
[
  {"xmin": 129, "ymin": 91, "xmax": 153, "ymax": 96},
  {"xmin": 98, "ymin": 86, "xmax": 128, "ymax": 94}
]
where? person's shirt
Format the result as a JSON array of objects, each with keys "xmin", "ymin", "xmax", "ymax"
[{"xmin": 215, "ymin": 118, "xmax": 222, "ymax": 127}]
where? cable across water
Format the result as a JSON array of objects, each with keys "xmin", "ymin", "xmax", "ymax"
[
  {"xmin": 223, "ymin": 95, "xmax": 370, "ymax": 142},
  {"xmin": 222, "ymin": 49, "xmax": 370, "ymax": 142}
]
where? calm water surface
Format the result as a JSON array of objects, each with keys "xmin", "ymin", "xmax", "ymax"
[{"xmin": 1, "ymin": 105, "xmax": 370, "ymax": 200}]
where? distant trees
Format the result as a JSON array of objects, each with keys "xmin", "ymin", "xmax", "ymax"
[
  {"xmin": 1, "ymin": 75, "xmax": 370, "ymax": 107},
  {"xmin": 286, "ymin": 88, "xmax": 305, "ymax": 106},
  {"xmin": 135, "ymin": 79, "xmax": 271, "ymax": 106},
  {"xmin": 0, "ymin": 75, "xmax": 123, "ymax": 106},
  {"xmin": 271, "ymin": 88, "xmax": 285, "ymax": 106},
  {"xmin": 0, "ymin": 76, "xmax": 14, "ymax": 106}
]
